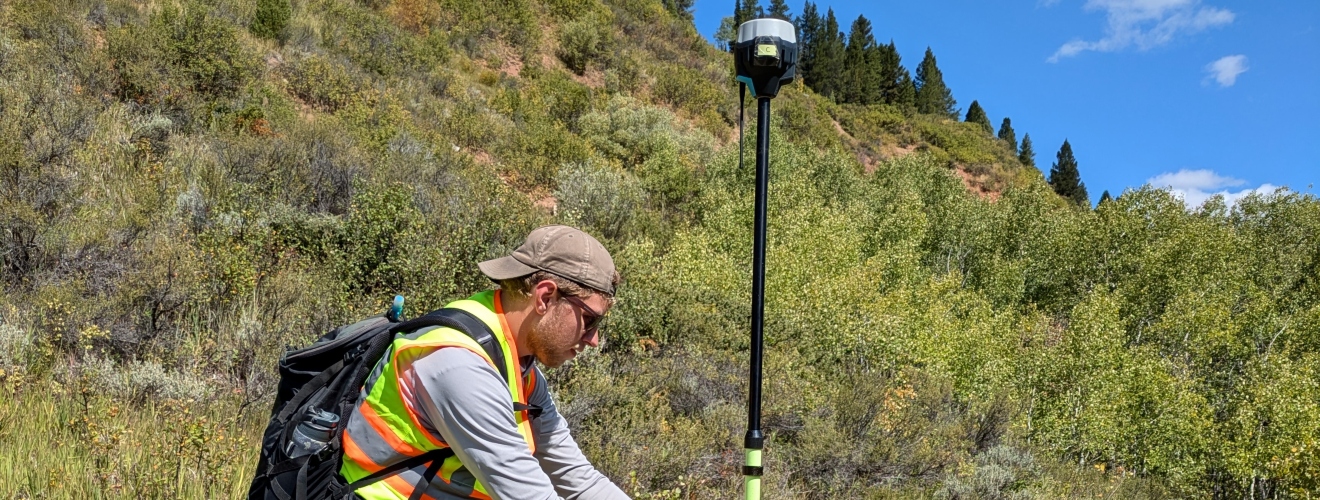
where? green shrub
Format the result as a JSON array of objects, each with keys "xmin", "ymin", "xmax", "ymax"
[
  {"xmin": 634, "ymin": 142, "xmax": 702, "ymax": 215},
  {"xmin": 836, "ymin": 102, "xmax": 910, "ymax": 142},
  {"xmin": 283, "ymin": 54, "xmax": 365, "ymax": 112},
  {"xmin": 106, "ymin": 19, "xmax": 178, "ymax": 106},
  {"xmin": 499, "ymin": 71, "xmax": 596, "ymax": 130},
  {"xmin": 336, "ymin": 90, "xmax": 416, "ymax": 153},
  {"xmin": 250, "ymin": 0, "xmax": 291, "ymax": 40},
  {"xmin": 9, "ymin": 1, "xmax": 85, "ymax": 46},
  {"xmin": 651, "ymin": 63, "xmax": 724, "ymax": 124},
  {"xmin": 543, "ymin": 0, "xmax": 611, "ymax": 21},
  {"xmin": 320, "ymin": 2, "xmax": 446, "ymax": 78},
  {"xmin": 507, "ymin": 118, "xmax": 591, "ymax": 188},
  {"xmin": 430, "ymin": 93, "xmax": 505, "ymax": 151},
  {"xmin": 409, "ymin": 163, "xmax": 540, "ymax": 306},
  {"xmin": 1021, "ymin": 291, "xmax": 1216, "ymax": 491},
  {"xmin": 578, "ymin": 95, "xmax": 717, "ymax": 169},
  {"xmin": 107, "ymin": 2, "xmax": 259, "ymax": 105},
  {"xmin": 328, "ymin": 182, "xmax": 421, "ymax": 299},
  {"xmin": 772, "ymin": 86, "xmax": 844, "ymax": 149},
  {"xmin": 555, "ymin": 159, "xmax": 647, "ymax": 242},
  {"xmin": 328, "ymin": 180, "xmax": 504, "ymax": 309},
  {"xmin": 917, "ymin": 120, "xmax": 1001, "ymax": 167},
  {"xmin": 434, "ymin": 0, "xmax": 541, "ymax": 54},
  {"xmin": 558, "ymin": 18, "xmax": 608, "ymax": 75}
]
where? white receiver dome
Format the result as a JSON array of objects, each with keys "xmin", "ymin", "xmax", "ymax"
[{"xmin": 736, "ymin": 18, "xmax": 796, "ymax": 44}]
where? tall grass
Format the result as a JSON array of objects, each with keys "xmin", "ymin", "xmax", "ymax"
[{"xmin": 0, "ymin": 378, "xmax": 263, "ymax": 498}]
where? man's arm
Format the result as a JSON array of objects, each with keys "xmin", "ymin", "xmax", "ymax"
[
  {"xmin": 404, "ymin": 348, "xmax": 559, "ymax": 500},
  {"xmin": 527, "ymin": 366, "xmax": 631, "ymax": 500}
]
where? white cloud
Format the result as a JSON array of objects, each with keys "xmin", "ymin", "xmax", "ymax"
[
  {"xmin": 1146, "ymin": 169, "xmax": 1278, "ymax": 207},
  {"xmin": 1049, "ymin": 0, "xmax": 1235, "ymax": 62},
  {"xmin": 1205, "ymin": 55, "xmax": 1248, "ymax": 86},
  {"xmin": 1148, "ymin": 169, "xmax": 1243, "ymax": 190}
]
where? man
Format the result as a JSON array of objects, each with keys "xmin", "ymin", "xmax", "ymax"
[{"xmin": 340, "ymin": 225, "xmax": 630, "ymax": 499}]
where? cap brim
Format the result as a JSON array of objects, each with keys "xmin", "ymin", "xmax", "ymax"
[{"xmin": 478, "ymin": 255, "xmax": 538, "ymax": 281}]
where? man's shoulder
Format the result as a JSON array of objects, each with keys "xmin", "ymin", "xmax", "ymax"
[{"xmin": 411, "ymin": 344, "xmax": 503, "ymax": 381}]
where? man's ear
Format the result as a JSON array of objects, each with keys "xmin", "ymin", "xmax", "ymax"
[{"xmin": 530, "ymin": 279, "xmax": 558, "ymax": 315}]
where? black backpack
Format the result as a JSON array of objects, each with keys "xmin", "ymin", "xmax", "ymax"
[{"xmin": 246, "ymin": 305, "xmax": 510, "ymax": 500}]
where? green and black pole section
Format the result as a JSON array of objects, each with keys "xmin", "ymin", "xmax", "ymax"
[{"xmin": 732, "ymin": 17, "xmax": 796, "ymax": 500}]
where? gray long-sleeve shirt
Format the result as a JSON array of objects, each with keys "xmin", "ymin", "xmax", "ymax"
[{"xmin": 399, "ymin": 347, "xmax": 629, "ymax": 500}]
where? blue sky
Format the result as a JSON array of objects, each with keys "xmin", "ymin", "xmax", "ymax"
[{"xmin": 690, "ymin": 0, "xmax": 1320, "ymax": 206}]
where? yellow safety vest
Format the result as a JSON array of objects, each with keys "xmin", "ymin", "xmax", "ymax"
[{"xmin": 340, "ymin": 290, "xmax": 536, "ymax": 500}]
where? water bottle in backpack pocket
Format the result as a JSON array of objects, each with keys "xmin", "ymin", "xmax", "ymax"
[{"xmin": 286, "ymin": 409, "xmax": 340, "ymax": 459}]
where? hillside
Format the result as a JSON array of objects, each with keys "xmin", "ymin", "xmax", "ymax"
[{"xmin": 1, "ymin": 0, "xmax": 1318, "ymax": 498}]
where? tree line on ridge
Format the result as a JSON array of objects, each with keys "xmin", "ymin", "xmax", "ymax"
[{"xmin": 719, "ymin": 0, "xmax": 1092, "ymax": 206}]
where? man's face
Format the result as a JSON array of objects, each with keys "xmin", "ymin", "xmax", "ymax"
[{"xmin": 529, "ymin": 292, "xmax": 610, "ymax": 368}]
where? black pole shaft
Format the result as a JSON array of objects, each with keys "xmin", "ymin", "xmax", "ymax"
[{"xmin": 745, "ymin": 97, "xmax": 771, "ymax": 451}]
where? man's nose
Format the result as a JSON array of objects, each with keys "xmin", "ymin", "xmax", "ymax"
[{"xmin": 582, "ymin": 329, "xmax": 599, "ymax": 347}]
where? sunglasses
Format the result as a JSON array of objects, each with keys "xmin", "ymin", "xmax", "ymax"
[{"xmin": 561, "ymin": 294, "xmax": 605, "ymax": 332}]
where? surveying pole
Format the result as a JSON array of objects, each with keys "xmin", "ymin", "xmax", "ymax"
[{"xmin": 732, "ymin": 17, "xmax": 797, "ymax": 500}]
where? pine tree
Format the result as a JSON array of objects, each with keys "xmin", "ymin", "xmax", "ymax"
[
  {"xmin": 795, "ymin": 2, "xmax": 821, "ymax": 86},
  {"xmin": 1018, "ymin": 133, "xmax": 1035, "ymax": 167},
  {"xmin": 876, "ymin": 41, "xmax": 901, "ymax": 104},
  {"xmin": 1099, "ymin": 190, "xmax": 1113, "ymax": 205},
  {"xmin": 965, "ymin": 100, "xmax": 992, "ymax": 135},
  {"xmin": 915, "ymin": 47, "xmax": 957, "ymax": 118},
  {"xmin": 768, "ymin": 0, "xmax": 790, "ymax": 20},
  {"xmin": 251, "ymin": 0, "xmax": 291, "ymax": 40},
  {"xmin": 842, "ymin": 15, "xmax": 880, "ymax": 104},
  {"xmin": 1048, "ymin": 139, "xmax": 1089, "ymax": 206},
  {"xmin": 895, "ymin": 68, "xmax": 916, "ymax": 108},
  {"xmin": 998, "ymin": 117, "xmax": 1017, "ymax": 152},
  {"xmin": 813, "ymin": 9, "xmax": 846, "ymax": 101},
  {"xmin": 663, "ymin": 0, "xmax": 696, "ymax": 19},
  {"xmin": 735, "ymin": 0, "xmax": 761, "ymax": 27}
]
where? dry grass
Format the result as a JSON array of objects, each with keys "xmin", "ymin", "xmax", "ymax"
[{"xmin": 0, "ymin": 375, "xmax": 265, "ymax": 498}]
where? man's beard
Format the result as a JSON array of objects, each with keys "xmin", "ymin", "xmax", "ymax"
[{"xmin": 527, "ymin": 307, "xmax": 580, "ymax": 368}]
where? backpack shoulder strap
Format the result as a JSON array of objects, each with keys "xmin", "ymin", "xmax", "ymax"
[
  {"xmin": 410, "ymin": 308, "xmax": 541, "ymax": 417},
  {"xmin": 397, "ymin": 308, "xmax": 507, "ymax": 382}
]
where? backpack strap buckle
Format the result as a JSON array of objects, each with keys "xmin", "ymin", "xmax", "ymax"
[
  {"xmin": 343, "ymin": 342, "xmax": 367, "ymax": 363},
  {"xmin": 513, "ymin": 402, "xmax": 543, "ymax": 419}
]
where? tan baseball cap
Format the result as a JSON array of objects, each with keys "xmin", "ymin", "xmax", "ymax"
[{"xmin": 478, "ymin": 225, "xmax": 616, "ymax": 294}]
